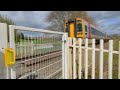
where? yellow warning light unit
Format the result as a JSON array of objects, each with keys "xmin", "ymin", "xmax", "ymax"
[{"xmin": 4, "ymin": 48, "xmax": 16, "ymax": 67}]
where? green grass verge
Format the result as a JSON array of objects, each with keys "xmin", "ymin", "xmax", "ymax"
[
  {"xmin": 16, "ymin": 39, "xmax": 61, "ymax": 44},
  {"xmin": 89, "ymin": 40, "xmax": 120, "ymax": 79},
  {"xmin": 103, "ymin": 40, "xmax": 119, "ymax": 79}
]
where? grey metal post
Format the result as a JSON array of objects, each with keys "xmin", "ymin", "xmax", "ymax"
[{"xmin": 0, "ymin": 23, "xmax": 8, "ymax": 79}]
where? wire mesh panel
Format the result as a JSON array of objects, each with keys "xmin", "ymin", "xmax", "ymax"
[{"xmin": 9, "ymin": 25, "xmax": 64, "ymax": 79}]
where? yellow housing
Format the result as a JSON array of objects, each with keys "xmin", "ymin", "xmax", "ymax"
[{"xmin": 64, "ymin": 18, "xmax": 85, "ymax": 39}]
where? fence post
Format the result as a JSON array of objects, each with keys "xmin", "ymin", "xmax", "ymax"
[
  {"xmin": 62, "ymin": 33, "xmax": 69, "ymax": 79},
  {"xmin": 99, "ymin": 39, "xmax": 104, "ymax": 79},
  {"xmin": 9, "ymin": 25, "xmax": 16, "ymax": 79},
  {"xmin": 84, "ymin": 38, "xmax": 88, "ymax": 79},
  {"xmin": 69, "ymin": 37, "xmax": 72, "ymax": 79},
  {"xmin": 118, "ymin": 41, "xmax": 120, "ymax": 79},
  {"xmin": 108, "ymin": 40, "xmax": 113, "ymax": 79},
  {"xmin": 91, "ymin": 39, "xmax": 95, "ymax": 79},
  {"xmin": 78, "ymin": 38, "xmax": 82, "ymax": 79},
  {"xmin": 0, "ymin": 23, "xmax": 9, "ymax": 79},
  {"xmin": 73, "ymin": 38, "xmax": 77, "ymax": 79}
]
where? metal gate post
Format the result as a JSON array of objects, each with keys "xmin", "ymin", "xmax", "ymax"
[
  {"xmin": 9, "ymin": 25, "xmax": 16, "ymax": 79},
  {"xmin": 62, "ymin": 33, "xmax": 69, "ymax": 79},
  {"xmin": 0, "ymin": 23, "xmax": 9, "ymax": 79}
]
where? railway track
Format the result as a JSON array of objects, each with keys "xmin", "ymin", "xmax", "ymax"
[
  {"xmin": 15, "ymin": 50, "xmax": 62, "ymax": 79},
  {"xmin": 16, "ymin": 50, "xmax": 62, "ymax": 62}
]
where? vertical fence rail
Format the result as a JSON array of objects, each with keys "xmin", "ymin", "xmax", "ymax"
[
  {"xmin": 9, "ymin": 25, "xmax": 16, "ymax": 79},
  {"xmin": 62, "ymin": 33, "xmax": 69, "ymax": 79},
  {"xmin": 73, "ymin": 38, "xmax": 77, "ymax": 79},
  {"xmin": 108, "ymin": 40, "xmax": 113, "ymax": 79},
  {"xmin": 62, "ymin": 34, "xmax": 65, "ymax": 79},
  {"xmin": 68, "ymin": 37, "xmax": 72, "ymax": 79},
  {"xmin": 91, "ymin": 39, "xmax": 95, "ymax": 79},
  {"xmin": 99, "ymin": 39, "xmax": 104, "ymax": 79},
  {"xmin": 84, "ymin": 38, "xmax": 88, "ymax": 79},
  {"xmin": 78, "ymin": 38, "xmax": 82, "ymax": 79},
  {"xmin": 119, "ymin": 41, "xmax": 120, "ymax": 79},
  {"xmin": 66, "ymin": 35, "xmax": 69, "ymax": 79}
]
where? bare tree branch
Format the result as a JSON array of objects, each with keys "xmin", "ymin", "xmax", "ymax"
[{"xmin": 46, "ymin": 11, "xmax": 97, "ymax": 32}]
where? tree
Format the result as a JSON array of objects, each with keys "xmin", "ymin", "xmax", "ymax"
[
  {"xmin": 71, "ymin": 11, "xmax": 97, "ymax": 26},
  {"xmin": 46, "ymin": 11, "xmax": 97, "ymax": 32},
  {"xmin": 0, "ymin": 14, "xmax": 16, "ymax": 42},
  {"xmin": 47, "ymin": 11, "xmax": 72, "ymax": 31},
  {"xmin": 0, "ymin": 14, "xmax": 15, "ymax": 25}
]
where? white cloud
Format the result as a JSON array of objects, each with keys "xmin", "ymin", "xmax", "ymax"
[
  {"xmin": 0, "ymin": 11, "xmax": 51, "ymax": 29},
  {"xmin": 0, "ymin": 11, "xmax": 120, "ymax": 34}
]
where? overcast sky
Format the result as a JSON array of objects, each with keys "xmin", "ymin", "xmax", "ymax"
[
  {"xmin": 0, "ymin": 11, "xmax": 120, "ymax": 35},
  {"xmin": 88, "ymin": 11, "xmax": 120, "ymax": 35}
]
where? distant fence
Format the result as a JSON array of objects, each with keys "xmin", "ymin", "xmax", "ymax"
[
  {"xmin": 15, "ymin": 42, "xmax": 61, "ymax": 59},
  {"xmin": 67, "ymin": 38, "xmax": 120, "ymax": 79}
]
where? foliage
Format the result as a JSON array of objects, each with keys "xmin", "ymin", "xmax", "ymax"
[
  {"xmin": 0, "ymin": 14, "xmax": 25, "ymax": 43},
  {"xmin": 0, "ymin": 14, "xmax": 15, "ymax": 25},
  {"xmin": 0, "ymin": 14, "xmax": 16, "ymax": 42},
  {"xmin": 46, "ymin": 11, "xmax": 97, "ymax": 31}
]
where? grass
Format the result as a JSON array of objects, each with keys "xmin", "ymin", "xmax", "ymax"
[
  {"xmin": 104, "ymin": 53, "xmax": 119, "ymax": 79},
  {"xmin": 113, "ymin": 40, "xmax": 119, "ymax": 51},
  {"xmin": 16, "ymin": 38, "xmax": 61, "ymax": 44},
  {"xmin": 15, "ymin": 38, "xmax": 62, "ymax": 58},
  {"xmin": 16, "ymin": 42, "xmax": 62, "ymax": 59},
  {"xmin": 103, "ymin": 39, "xmax": 119, "ymax": 79},
  {"xmin": 88, "ymin": 39, "xmax": 120, "ymax": 79}
]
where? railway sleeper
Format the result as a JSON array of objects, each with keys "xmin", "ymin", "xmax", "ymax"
[{"xmin": 19, "ymin": 53, "xmax": 62, "ymax": 66}]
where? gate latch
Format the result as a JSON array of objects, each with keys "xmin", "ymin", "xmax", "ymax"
[{"xmin": 4, "ymin": 48, "xmax": 16, "ymax": 67}]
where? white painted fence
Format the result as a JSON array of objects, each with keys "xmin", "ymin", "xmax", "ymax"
[
  {"xmin": 9, "ymin": 25, "xmax": 65, "ymax": 79},
  {"xmin": 67, "ymin": 38, "xmax": 120, "ymax": 79},
  {"xmin": 0, "ymin": 22, "xmax": 120, "ymax": 79}
]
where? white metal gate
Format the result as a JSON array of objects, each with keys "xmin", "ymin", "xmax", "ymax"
[
  {"xmin": 5, "ymin": 25, "xmax": 68, "ymax": 79},
  {"xmin": 68, "ymin": 37, "xmax": 120, "ymax": 79},
  {"xmin": 1, "ymin": 22, "xmax": 120, "ymax": 79}
]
